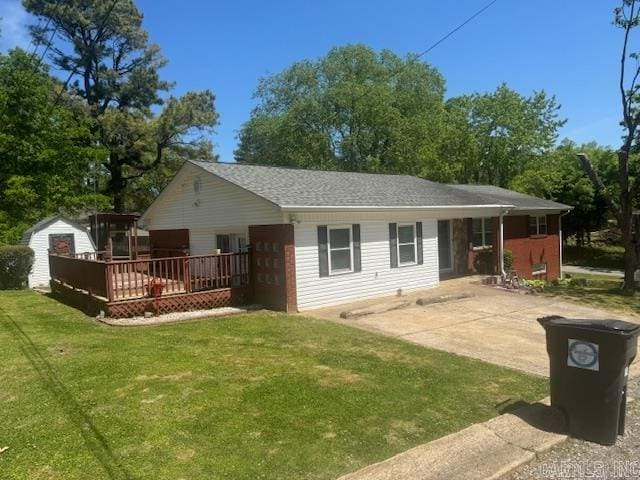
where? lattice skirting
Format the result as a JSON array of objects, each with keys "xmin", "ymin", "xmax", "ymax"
[
  {"xmin": 107, "ymin": 287, "xmax": 252, "ymax": 318},
  {"xmin": 50, "ymin": 280, "xmax": 108, "ymax": 317}
]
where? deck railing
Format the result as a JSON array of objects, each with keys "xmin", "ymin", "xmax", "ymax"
[{"xmin": 50, "ymin": 252, "xmax": 250, "ymax": 302}]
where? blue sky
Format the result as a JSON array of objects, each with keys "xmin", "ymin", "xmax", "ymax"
[{"xmin": 0, "ymin": 0, "xmax": 629, "ymax": 161}]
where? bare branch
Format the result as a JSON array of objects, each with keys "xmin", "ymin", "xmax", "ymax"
[{"xmin": 577, "ymin": 153, "xmax": 622, "ymax": 220}]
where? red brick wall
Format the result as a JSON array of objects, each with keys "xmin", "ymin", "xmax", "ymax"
[
  {"xmin": 249, "ymin": 224, "xmax": 297, "ymax": 312},
  {"xmin": 504, "ymin": 214, "xmax": 560, "ymax": 280},
  {"xmin": 464, "ymin": 214, "xmax": 561, "ymax": 280}
]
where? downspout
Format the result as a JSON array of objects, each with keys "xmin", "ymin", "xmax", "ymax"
[
  {"xmin": 499, "ymin": 209, "xmax": 509, "ymax": 277},
  {"xmin": 559, "ymin": 211, "xmax": 571, "ymax": 279}
]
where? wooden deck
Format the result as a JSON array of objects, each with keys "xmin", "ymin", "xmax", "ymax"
[{"xmin": 49, "ymin": 252, "xmax": 251, "ymax": 317}]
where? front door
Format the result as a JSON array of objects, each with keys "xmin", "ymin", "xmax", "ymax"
[{"xmin": 438, "ymin": 220, "xmax": 452, "ymax": 272}]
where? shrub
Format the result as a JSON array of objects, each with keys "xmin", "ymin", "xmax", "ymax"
[
  {"xmin": 473, "ymin": 250, "xmax": 496, "ymax": 274},
  {"xmin": 0, "ymin": 245, "xmax": 34, "ymax": 289},
  {"xmin": 503, "ymin": 249, "xmax": 514, "ymax": 271}
]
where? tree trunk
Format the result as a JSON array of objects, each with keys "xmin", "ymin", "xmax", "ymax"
[
  {"xmin": 108, "ymin": 154, "xmax": 126, "ymax": 213},
  {"xmin": 620, "ymin": 217, "xmax": 638, "ymax": 291}
]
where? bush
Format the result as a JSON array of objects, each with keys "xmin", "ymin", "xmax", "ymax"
[
  {"xmin": 473, "ymin": 250, "xmax": 496, "ymax": 274},
  {"xmin": 503, "ymin": 249, "xmax": 514, "ymax": 271},
  {"xmin": 0, "ymin": 245, "xmax": 34, "ymax": 289}
]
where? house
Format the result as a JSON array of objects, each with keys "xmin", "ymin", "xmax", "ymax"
[
  {"xmin": 138, "ymin": 161, "xmax": 571, "ymax": 312},
  {"xmin": 21, "ymin": 215, "xmax": 96, "ymax": 288}
]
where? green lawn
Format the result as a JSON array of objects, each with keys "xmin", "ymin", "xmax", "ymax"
[
  {"xmin": 545, "ymin": 273, "xmax": 639, "ymax": 316},
  {"xmin": 0, "ymin": 291, "xmax": 547, "ymax": 480},
  {"xmin": 563, "ymin": 244, "xmax": 625, "ymax": 270}
]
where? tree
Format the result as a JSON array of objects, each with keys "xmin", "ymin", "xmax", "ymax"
[
  {"xmin": 578, "ymin": 0, "xmax": 640, "ymax": 291},
  {"xmin": 443, "ymin": 84, "xmax": 566, "ymax": 187},
  {"xmin": 511, "ymin": 140, "xmax": 611, "ymax": 245},
  {"xmin": 23, "ymin": 0, "xmax": 219, "ymax": 212},
  {"xmin": 0, "ymin": 48, "xmax": 108, "ymax": 244},
  {"xmin": 235, "ymin": 44, "xmax": 448, "ymax": 176}
]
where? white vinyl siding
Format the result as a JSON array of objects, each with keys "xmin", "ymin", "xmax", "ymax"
[
  {"xmin": 26, "ymin": 219, "xmax": 95, "ymax": 288},
  {"xmin": 141, "ymin": 164, "xmax": 282, "ymax": 231},
  {"xmin": 295, "ymin": 219, "xmax": 438, "ymax": 310}
]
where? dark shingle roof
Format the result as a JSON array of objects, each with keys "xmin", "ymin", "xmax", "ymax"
[
  {"xmin": 190, "ymin": 161, "xmax": 512, "ymax": 209},
  {"xmin": 447, "ymin": 185, "xmax": 571, "ymax": 211}
]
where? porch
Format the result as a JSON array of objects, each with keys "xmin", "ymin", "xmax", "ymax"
[{"xmin": 49, "ymin": 251, "xmax": 251, "ymax": 317}]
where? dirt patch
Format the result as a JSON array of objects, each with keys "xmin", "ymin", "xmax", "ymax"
[
  {"xmin": 385, "ymin": 419, "xmax": 424, "ymax": 445},
  {"xmin": 314, "ymin": 365, "xmax": 365, "ymax": 387},
  {"xmin": 47, "ymin": 345, "xmax": 77, "ymax": 356},
  {"xmin": 135, "ymin": 371, "xmax": 192, "ymax": 382},
  {"xmin": 141, "ymin": 394, "xmax": 166, "ymax": 404}
]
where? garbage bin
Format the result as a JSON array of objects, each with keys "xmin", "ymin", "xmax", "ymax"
[{"xmin": 538, "ymin": 315, "xmax": 640, "ymax": 445}]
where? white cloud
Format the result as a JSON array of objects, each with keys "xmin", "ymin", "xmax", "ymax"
[{"xmin": 0, "ymin": 0, "xmax": 30, "ymax": 52}]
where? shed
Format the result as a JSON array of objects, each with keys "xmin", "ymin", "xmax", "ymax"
[{"xmin": 21, "ymin": 216, "xmax": 96, "ymax": 288}]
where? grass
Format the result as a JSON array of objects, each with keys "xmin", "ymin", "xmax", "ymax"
[
  {"xmin": 0, "ymin": 291, "xmax": 547, "ymax": 480},
  {"xmin": 563, "ymin": 244, "xmax": 625, "ymax": 270},
  {"xmin": 544, "ymin": 273, "xmax": 639, "ymax": 316}
]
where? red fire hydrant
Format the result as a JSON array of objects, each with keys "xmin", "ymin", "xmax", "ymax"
[{"xmin": 148, "ymin": 278, "xmax": 164, "ymax": 315}]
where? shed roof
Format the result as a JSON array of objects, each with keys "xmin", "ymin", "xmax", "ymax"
[
  {"xmin": 446, "ymin": 184, "xmax": 572, "ymax": 211},
  {"xmin": 21, "ymin": 215, "xmax": 92, "ymax": 246},
  {"xmin": 190, "ymin": 161, "xmax": 512, "ymax": 209}
]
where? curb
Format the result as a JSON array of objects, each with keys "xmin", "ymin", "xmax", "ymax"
[{"xmin": 337, "ymin": 399, "xmax": 568, "ymax": 480}]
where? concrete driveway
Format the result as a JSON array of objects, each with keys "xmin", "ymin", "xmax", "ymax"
[{"xmin": 307, "ymin": 277, "xmax": 640, "ymax": 377}]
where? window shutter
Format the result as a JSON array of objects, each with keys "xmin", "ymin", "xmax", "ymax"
[
  {"xmin": 317, "ymin": 226, "xmax": 329, "ymax": 277},
  {"xmin": 389, "ymin": 223, "xmax": 398, "ymax": 268},
  {"xmin": 352, "ymin": 224, "xmax": 361, "ymax": 272},
  {"xmin": 416, "ymin": 222, "xmax": 423, "ymax": 265}
]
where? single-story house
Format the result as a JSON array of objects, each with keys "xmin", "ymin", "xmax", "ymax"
[
  {"xmin": 138, "ymin": 161, "xmax": 571, "ymax": 312},
  {"xmin": 21, "ymin": 215, "xmax": 96, "ymax": 288}
]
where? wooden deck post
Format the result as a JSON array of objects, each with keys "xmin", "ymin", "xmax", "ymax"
[{"xmin": 183, "ymin": 257, "xmax": 191, "ymax": 293}]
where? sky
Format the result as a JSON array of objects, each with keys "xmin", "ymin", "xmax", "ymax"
[{"xmin": 0, "ymin": 0, "xmax": 631, "ymax": 161}]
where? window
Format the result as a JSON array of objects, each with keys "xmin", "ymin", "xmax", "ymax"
[
  {"xmin": 397, "ymin": 224, "xmax": 416, "ymax": 265},
  {"xmin": 532, "ymin": 263, "xmax": 547, "ymax": 275},
  {"xmin": 328, "ymin": 226, "xmax": 353, "ymax": 274},
  {"xmin": 529, "ymin": 215, "xmax": 547, "ymax": 236},
  {"xmin": 216, "ymin": 234, "xmax": 231, "ymax": 253},
  {"xmin": 472, "ymin": 218, "xmax": 493, "ymax": 248}
]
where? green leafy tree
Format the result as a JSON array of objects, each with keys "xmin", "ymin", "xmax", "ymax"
[
  {"xmin": 578, "ymin": 0, "xmax": 640, "ymax": 291},
  {"xmin": 0, "ymin": 49, "xmax": 108, "ymax": 244},
  {"xmin": 511, "ymin": 140, "xmax": 611, "ymax": 245},
  {"xmin": 444, "ymin": 84, "xmax": 566, "ymax": 187},
  {"xmin": 235, "ymin": 44, "xmax": 447, "ymax": 175},
  {"xmin": 23, "ymin": 0, "xmax": 220, "ymax": 212}
]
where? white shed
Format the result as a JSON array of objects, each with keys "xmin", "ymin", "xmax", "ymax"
[{"xmin": 21, "ymin": 216, "xmax": 96, "ymax": 288}]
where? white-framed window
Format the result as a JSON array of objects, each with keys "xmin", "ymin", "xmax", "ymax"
[
  {"xmin": 529, "ymin": 215, "xmax": 547, "ymax": 236},
  {"xmin": 472, "ymin": 218, "xmax": 493, "ymax": 248},
  {"xmin": 532, "ymin": 263, "xmax": 547, "ymax": 275},
  {"xmin": 397, "ymin": 223, "xmax": 417, "ymax": 265},
  {"xmin": 328, "ymin": 225, "xmax": 353, "ymax": 274}
]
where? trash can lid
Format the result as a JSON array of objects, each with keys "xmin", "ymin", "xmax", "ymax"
[{"xmin": 538, "ymin": 316, "xmax": 640, "ymax": 335}]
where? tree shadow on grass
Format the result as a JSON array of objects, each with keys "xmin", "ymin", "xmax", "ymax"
[{"xmin": 0, "ymin": 312, "xmax": 132, "ymax": 480}]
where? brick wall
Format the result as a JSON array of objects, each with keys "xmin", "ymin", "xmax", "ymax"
[
  {"xmin": 248, "ymin": 224, "xmax": 297, "ymax": 312},
  {"xmin": 504, "ymin": 214, "xmax": 560, "ymax": 280}
]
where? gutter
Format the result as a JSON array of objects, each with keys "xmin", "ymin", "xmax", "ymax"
[{"xmin": 279, "ymin": 204, "xmax": 514, "ymax": 212}]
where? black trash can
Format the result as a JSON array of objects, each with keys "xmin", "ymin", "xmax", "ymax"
[{"xmin": 538, "ymin": 315, "xmax": 640, "ymax": 445}]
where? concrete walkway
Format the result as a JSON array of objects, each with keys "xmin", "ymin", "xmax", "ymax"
[
  {"xmin": 309, "ymin": 277, "xmax": 640, "ymax": 377},
  {"xmin": 338, "ymin": 400, "xmax": 567, "ymax": 480},
  {"xmin": 563, "ymin": 265, "xmax": 624, "ymax": 277}
]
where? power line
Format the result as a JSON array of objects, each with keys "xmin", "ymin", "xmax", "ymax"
[{"xmin": 415, "ymin": 0, "xmax": 500, "ymax": 59}]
